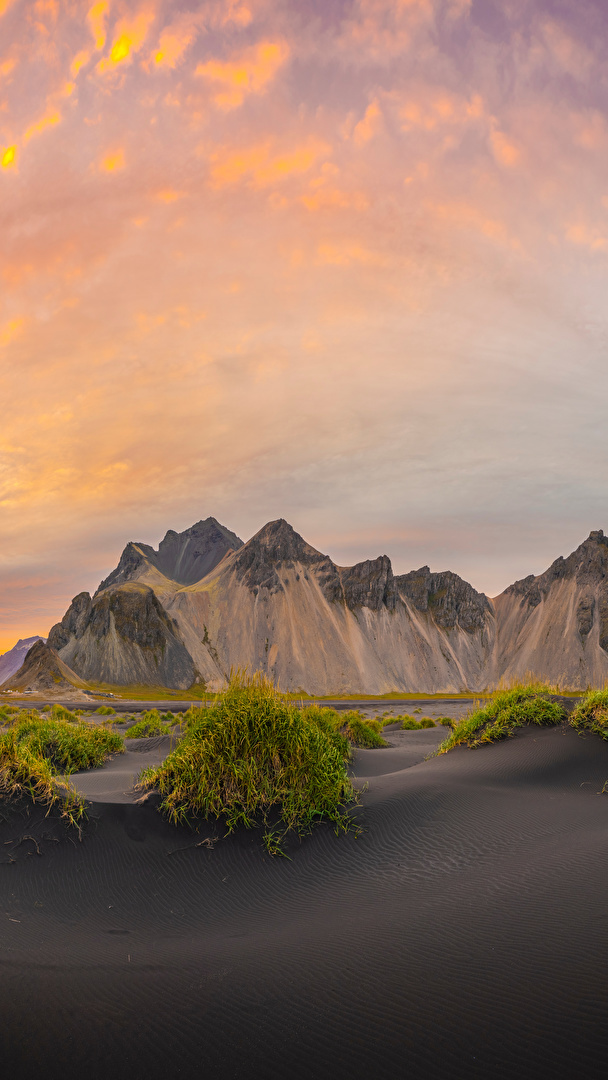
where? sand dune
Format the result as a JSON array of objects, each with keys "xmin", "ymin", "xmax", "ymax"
[{"xmin": 2, "ymin": 724, "xmax": 608, "ymax": 1079}]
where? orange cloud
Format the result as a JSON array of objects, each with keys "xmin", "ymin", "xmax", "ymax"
[
  {"xmin": 566, "ymin": 223, "xmax": 608, "ymax": 252},
  {"xmin": 316, "ymin": 242, "xmax": 389, "ymax": 268},
  {"xmin": 87, "ymin": 1, "xmax": 109, "ymax": 51},
  {"xmin": 152, "ymin": 22, "xmax": 198, "ymax": 69},
  {"xmin": 0, "ymin": 57, "xmax": 16, "ymax": 77},
  {"xmin": 353, "ymin": 100, "xmax": 382, "ymax": 145},
  {"xmin": 98, "ymin": 8, "xmax": 155, "ymax": 73},
  {"xmin": 196, "ymin": 41, "xmax": 289, "ymax": 110},
  {"xmin": 23, "ymin": 108, "xmax": 61, "ymax": 143},
  {"xmin": 302, "ymin": 188, "xmax": 369, "ymax": 212},
  {"xmin": 490, "ymin": 129, "xmax": 520, "ymax": 167},
  {"xmin": 400, "ymin": 91, "xmax": 483, "ymax": 132},
  {"xmin": 0, "ymin": 0, "xmax": 16, "ymax": 15},
  {"xmin": 154, "ymin": 189, "xmax": 184, "ymax": 203},
  {"xmin": 70, "ymin": 49, "xmax": 90, "ymax": 77},
  {"xmin": 100, "ymin": 147, "xmax": 125, "ymax": 171},
  {"xmin": 0, "ymin": 317, "xmax": 25, "ymax": 347},
  {"xmin": 1, "ymin": 144, "xmax": 17, "ymax": 168},
  {"xmin": 210, "ymin": 140, "xmax": 329, "ymax": 188}
]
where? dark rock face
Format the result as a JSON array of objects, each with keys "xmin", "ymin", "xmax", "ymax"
[
  {"xmin": 154, "ymin": 518, "xmax": 243, "ymax": 585},
  {"xmin": 233, "ymin": 520, "xmax": 333, "ymax": 594},
  {"xmin": 504, "ymin": 532, "xmax": 608, "ymax": 648},
  {"xmin": 233, "ymin": 520, "xmax": 397, "ymax": 611},
  {"xmin": 48, "ymin": 592, "xmax": 93, "ymax": 650},
  {"xmin": 577, "ymin": 595, "xmax": 595, "ymax": 640},
  {"xmin": 340, "ymin": 557, "xmax": 397, "ymax": 612},
  {"xmin": 97, "ymin": 517, "xmax": 243, "ymax": 592},
  {"xmin": 396, "ymin": 566, "xmax": 491, "ymax": 633},
  {"xmin": 50, "ymin": 585, "xmax": 195, "ymax": 688}
]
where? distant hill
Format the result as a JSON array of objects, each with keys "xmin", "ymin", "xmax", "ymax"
[
  {"xmin": 46, "ymin": 518, "xmax": 608, "ymax": 693},
  {"xmin": 0, "ymin": 636, "xmax": 46, "ymax": 685},
  {"xmin": 2, "ymin": 640, "xmax": 90, "ymax": 693}
]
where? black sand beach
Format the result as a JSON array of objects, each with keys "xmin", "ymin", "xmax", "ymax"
[{"xmin": 2, "ymin": 723, "xmax": 608, "ymax": 1080}]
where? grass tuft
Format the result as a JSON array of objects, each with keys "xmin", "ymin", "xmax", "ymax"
[
  {"xmin": 570, "ymin": 690, "xmax": 608, "ymax": 740},
  {"xmin": 397, "ymin": 715, "xmax": 436, "ymax": 730},
  {"xmin": 0, "ymin": 710, "xmax": 124, "ymax": 830},
  {"xmin": 437, "ymin": 683, "xmax": 565, "ymax": 753},
  {"xmin": 125, "ymin": 709, "xmax": 174, "ymax": 738},
  {"xmin": 95, "ymin": 705, "xmax": 116, "ymax": 715},
  {"xmin": 138, "ymin": 672, "xmax": 359, "ymax": 853}
]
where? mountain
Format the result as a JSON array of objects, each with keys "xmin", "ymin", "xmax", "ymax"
[
  {"xmin": 492, "ymin": 529, "xmax": 608, "ymax": 686},
  {"xmin": 97, "ymin": 517, "xmax": 243, "ymax": 592},
  {"xmin": 0, "ymin": 636, "xmax": 46, "ymax": 685},
  {"xmin": 45, "ymin": 518, "xmax": 608, "ymax": 694},
  {"xmin": 2, "ymin": 640, "xmax": 90, "ymax": 693},
  {"xmin": 48, "ymin": 518, "xmax": 495, "ymax": 694}
]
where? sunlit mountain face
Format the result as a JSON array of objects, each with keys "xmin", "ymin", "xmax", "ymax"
[{"xmin": 1, "ymin": 0, "xmax": 608, "ymax": 649}]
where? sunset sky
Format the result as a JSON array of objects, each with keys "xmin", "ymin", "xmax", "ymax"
[{"xmin": 1, "ymin": 0, "xmax": 608, "ymax": 650}]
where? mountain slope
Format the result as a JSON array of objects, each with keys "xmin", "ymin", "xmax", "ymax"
[
  {"xmin": 492, "ymin": 529, "xmax": 608, "ymax": 687},
  {"xmin": 161, "ymin": 520, "xmax": 496, "ymax": 694},
  {"xmin": 0, "ymin": 636, "xmax": 46, "ymax": 685}
]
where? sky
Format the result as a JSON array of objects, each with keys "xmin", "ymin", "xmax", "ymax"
[{"xmin": 1, "ymin": 0, "xmax": 608, "ymax": 650}]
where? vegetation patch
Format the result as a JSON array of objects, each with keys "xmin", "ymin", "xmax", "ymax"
[
  {"xmin": 138, "ymin": 673, "xmax": 360, "ymax": 854},
  {"xmin": 125, "ymin": 709, "xmax": 173, "ymax": 738},
  {"xmin": 397, "ymin": 715, "xmax": 436, "ymax": 730},
  {"xmin": 95, "ymin": 705, "xmax": 116, "ymax": 716},
  {"xmin": 0, "ymin": 709, "xmax": 123, "ymax": 830},
  {"xmin": 437, "ymin": 684, "xmax": 565, "ymax": 753},
  {"xmin": 570, "ymin": 690, "xmax": 608, "ymax": 741}
]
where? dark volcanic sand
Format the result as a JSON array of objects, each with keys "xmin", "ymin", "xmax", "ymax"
[{"xmin": 2, "ymin": 724, "xmax": 608, "ymax": 1080}]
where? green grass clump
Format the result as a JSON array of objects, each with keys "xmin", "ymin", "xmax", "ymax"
[
  {"xmin": 125, "ymin": 709, "xmax": 173, "ymax": 738},
  {"xmin": 437, "ymin": 684, "xmax": 565, "ymax": 753},
  {"xmin": 437, "ymin": 716, "xmax": 454, "ymax": 727},
  {"xmin": 570, "ymin": 690, "xmax": 608, "ymax": 740},
  {"xmin": 138, "ymin": 672, "xmax": 358, "ymax": 854},
  {"xmin": 49, "ymin": 704, "xmax": 81, "ymax": 724},
  {"xmin": 397, "ymin": 715, "xmax": 436, "ymax": 730},
  {"xmin": 0, "ymin": 709, "xmax": 124, "ymax": 830},
  {"xmin": 340, "ymin": 711, "xmax": 388, "ymax": 748},
  {"xmin": 95, "ymin": 705, "xmax": 116, "ymax": 715}
]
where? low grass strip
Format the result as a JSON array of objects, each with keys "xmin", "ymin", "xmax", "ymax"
[{"xmin": 436, "ymin": 683, "xmax": 566, "ymax": 753}]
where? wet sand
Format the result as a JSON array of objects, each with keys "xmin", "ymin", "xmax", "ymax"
[{"xmin": 2, "ymin": 723, "xmax": 608, "ymax": 1079}]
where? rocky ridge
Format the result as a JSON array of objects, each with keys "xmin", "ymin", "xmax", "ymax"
[{"xmin": 42, "ymin": 520, "xmax": 608, "ymax": 694}]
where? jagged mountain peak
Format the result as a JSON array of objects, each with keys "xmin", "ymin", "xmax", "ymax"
[
  {"xmin": 504, "ymin": 528, "xmax": 608, "ymax": 605},
  {"xmin": 232, "ymin": 519, "xmax": 329, "ymax": 593},
  {"xmin": 396, "ymin": 565, "xmax": 491, "ymax": 634},
  {"xmin": 97, "ymin": 516, "xmax": 244, "ymax": 592}
]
